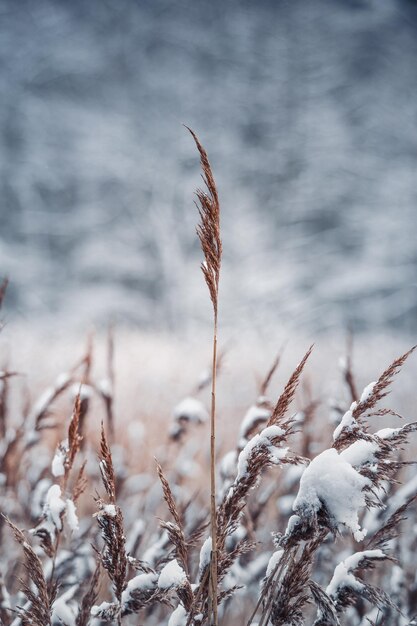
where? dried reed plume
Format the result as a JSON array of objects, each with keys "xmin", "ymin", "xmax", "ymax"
[
  {"xmin": 156, "ymin": 461, "xmax": 189, "ymax": 575},
  {"xmin": 187, "ymin": 126, "xmax": 222, "ymax": 625},
  {"xmin": 95, "ymin": 425, "xmax": 128, "ymax": 625},
  {"xmin": 268, "ymin": 345, "xmax": 313, "ymax": 428},
  {"xmin": 5, "ymin": 518, "xmax": 55, "ymax": 626}
]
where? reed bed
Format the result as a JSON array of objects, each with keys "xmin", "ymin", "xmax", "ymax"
[{"xmin": 1, "ymin": 134, "xmax": 417, "ymax": 626}]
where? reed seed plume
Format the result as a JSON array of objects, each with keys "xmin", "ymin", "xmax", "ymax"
[
  {"xmin": 366, "ymin": 493, "xmax": 417, "ymax": 550},
  {"xmin": 259, "ymin": 349, "xmax": 283, "ymax": 398},
  {"xmin": 95, "ymin": 425, "xmax": 128, "ymax": 624},
  {"xmin": 186, "ymin": 126, "xmax": 222, "ymax": 315},
  {"xmin": 5, "ymin": 517, "xmax": 54, "ymax": 626},
  {"xmin": 99, "ymin": 422, "xmax": 116, "ymax": 503},
  {"xmin": 352, "ymin": 345, "xmax": 417, "ymax": 421},
  {"xmin": 156, "ymin": 460, "xmax": 189, "ymax": 573},
  {"xmin": 268, "ymin": 345, "xmax": 313, "ymax": 427},
  {"xmin": 65, "ymin": 393, "xmax": 83, "ymax": 481}
]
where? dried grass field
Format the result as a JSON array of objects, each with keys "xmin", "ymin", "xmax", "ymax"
[{"xmin": 1, "ymin": 135, "xmax": 417, "ymax": 626}]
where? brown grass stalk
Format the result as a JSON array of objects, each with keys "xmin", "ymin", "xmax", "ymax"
[{"xmin": 187, "ymin": 126, "xmax": 222, "ymax": 625}]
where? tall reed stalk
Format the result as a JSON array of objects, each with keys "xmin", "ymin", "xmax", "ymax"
[{"xmin": 187, "ymin": 127, "xmax": 222, "ymax": 625}]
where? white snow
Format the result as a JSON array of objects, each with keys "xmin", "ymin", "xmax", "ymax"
[
  {"xmin": 239, "ymin": 404, "xmax": 271, "ymax": 441},
  {"xmin": 51, "ymin": 587, "xmax": 77, "ymax": 626},
  {"xmin": 340, "ymin": 440, "xmax": 379, "ymax": 468},
  {"xmin": 359, "ymin": 382, "xmax": 376, "ymax": 404},
  {"xmin": 91, "ymin": 602, "xmax": 113, "ymax": 617},
  {"xmin": 65, "ymin": 499, "xmax": 79, "ymax": 532},
  {"xmin": 45, "ymin": 484, "xmax": 66, "ymax": 530},
  {"xmin": 51, "ymin": 445, "xmax": 67, "ymax": 477},
  {"xmin": 293, "ymin": 448, "xmax": 370, "ymax": 541},
  {"xmin": 285, "ymin": 514, "xmax": 301, "ymax": 537},
  {"xmin": 327, "ymin": 550, "xmax": 385, "ymax": 598},
  {"xmin": 158, "ymin": 559, "xmax": 187, "ymax": 589},
  {"xmin": 375, "ymin": 427, "xmax": 402, "ymax": 440},
  {"xmin": 236, "ymin": 425, "xmax": 287, "ymax": 480},
  {"xmin": 265, "ymin": 549, "xmax": 283, "ymax": 578},
  {"xmin": 333, "ymin": 401, "xmax": 357, "ymax": 441},
  {"xmin": 168, "ymin": 604, "xmax": 188, "ymax": 626},
  {"xmin": 70, "ymin": 382, "xmax": 93, "ymax": 400},
  {"xmin": 122, "ymin": 572, "xmax": 157, "ymax": 604},
  {"xmin": 55, "ymin": 373, "xmax": 72, "ymax": 388},
  {"xmin": 173, "ymin": 397, "xmax": 208, "ymax": 423},
  {"xmin": 198, "ymin": 536, "xmax": 212, "ymax": 576},
  {"xmin": 103, "ymin": 504, "xmax": 117, "ymax": 517},
  {"xmin": 98, "ymin": 377, "xmax": 113, "ymax": 398}
]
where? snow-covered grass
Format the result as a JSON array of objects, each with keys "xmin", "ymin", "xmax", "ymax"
[{"xmin": 1, "ymin": 325, "xmax": 417, "ymax": 626}]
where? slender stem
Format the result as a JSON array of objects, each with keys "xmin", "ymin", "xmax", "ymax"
[{"xmin": 210, "ymin": 311, "xmax": 218, "ymax": 625}]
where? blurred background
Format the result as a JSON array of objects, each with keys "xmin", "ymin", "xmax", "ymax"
[{"xmin": 1, "ymin": 0, "xmax": 417, "ymax": 337}]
